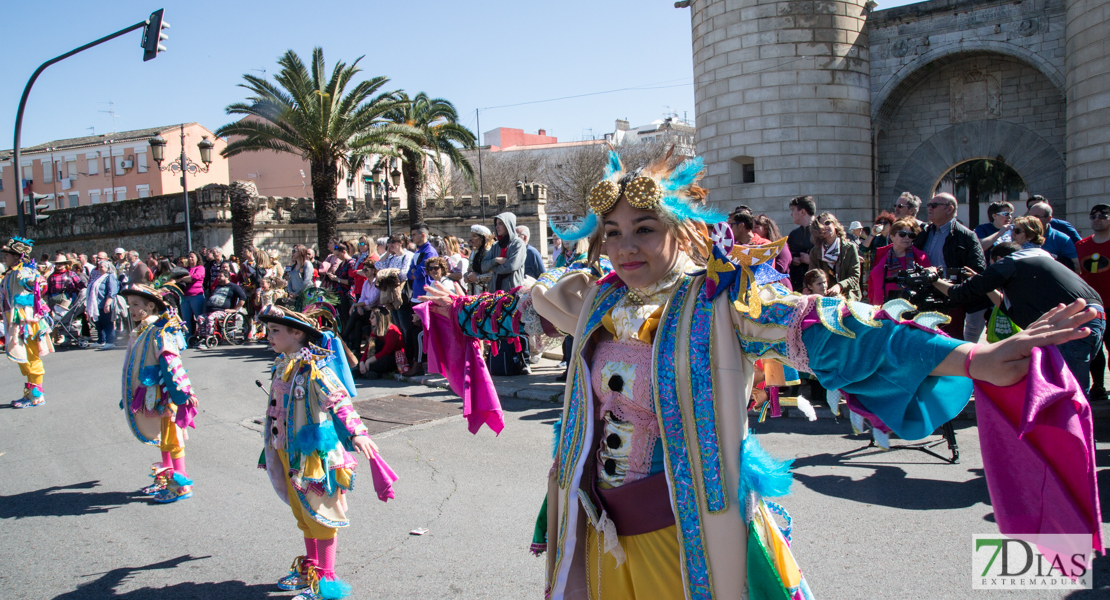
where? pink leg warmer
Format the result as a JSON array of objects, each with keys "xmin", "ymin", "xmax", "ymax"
[
  {"xmin": 304, "ymin": 537, "xmax": 319, "ymax": 568},
  {"xmin": 161, "ymin": 451, "xmax": 173, "ymax": 471},
  {"xmin": 171, "ymin": 457, "xmax": 188, "ymax": 479},
  {"xmin": 318, "ymin": 536, "xmax": 338, "ymax": 579}
]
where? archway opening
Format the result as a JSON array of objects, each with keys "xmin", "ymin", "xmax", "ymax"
[{"xmin": 933, "ymin": 159, "xmax": 1026, "ymax": 229}]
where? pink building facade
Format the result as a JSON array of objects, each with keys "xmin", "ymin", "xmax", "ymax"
[
  {"xmin": 0, "ymin": 123, "xmax": 228, "ymax": 214},
  {"xmin": 484, "ymin": 127, "xmax": 557, "ymax": 151}
]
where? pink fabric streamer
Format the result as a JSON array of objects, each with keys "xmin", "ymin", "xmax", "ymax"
[
  {"xmin": 175, "ymin": 404, "xmax": 197, "ymax": 430},
  {"xmin": 415, "ymin": 301, "xmax": 505, "ymax": 436},
  {"xmin": 130, "ymin": 387, "xmax": 145, "ymax": 413},
  {"xmin": 973, "ymin": 346, "xmax": 1104, "ymax": 559},
  {"xmin": 370, "ymin": 452, "xmax": 399, "ymax": 502}
]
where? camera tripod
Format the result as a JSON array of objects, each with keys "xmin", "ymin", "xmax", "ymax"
[{"xmin": 852, "ymin": 419, "xmax": 960, "ymax": 464}]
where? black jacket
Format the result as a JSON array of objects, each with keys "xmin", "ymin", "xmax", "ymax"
[{"xmin": 914, "ymin": 219, "xmax": 990, "ymax": 311}]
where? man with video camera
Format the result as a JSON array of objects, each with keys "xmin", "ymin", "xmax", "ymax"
[
  {"xmin": 913, "ymin": 192, "xmax": 989, "ymax": 341},
  {"xmin": 930, "ymin": 241, "xmax": 1105, "ymax": 396}
]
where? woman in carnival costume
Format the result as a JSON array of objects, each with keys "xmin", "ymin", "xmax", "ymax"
[
  {"xmin": 257, "ymin": 304, "xmax": 393, "ymax": 600},
  {"xmin": 119, "ymin": 283, "xmax": 199, "ymax": 504},
  {"xmin": 1, "ymin": 237, "xmax": 53, "ymax": 408},
  {"xmin": 419, "ymin": 149, "xmax": 1102, "ymax": 599}
]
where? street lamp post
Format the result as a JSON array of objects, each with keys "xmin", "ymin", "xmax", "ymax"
[
  {"xmin": 149, "ymin": 124, "xmax": 213, "ymax": 254},
  {"xmin": 371, "ymin": 159, "xmax": 403, "ymax": 237}
]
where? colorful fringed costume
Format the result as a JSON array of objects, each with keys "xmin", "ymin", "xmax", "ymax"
[
  {"xmin": 258, "ymin": 305, "xmax": 395, "ymax": 600},
  {"xmin": 421, "ymin": 150, "xmax": 1102, "ymax": 599},
  {"xmin": 1, "ymin": 237, "xmax": 53, "ymax": 408},
  {"xmin": 120, "ymin": 295, "xmax": 197, "ymax": 503}
]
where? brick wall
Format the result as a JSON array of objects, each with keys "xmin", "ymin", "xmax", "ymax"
[{"xmin": 1065, "ymin": 0, "xmax": 1110, "ymax": 225}]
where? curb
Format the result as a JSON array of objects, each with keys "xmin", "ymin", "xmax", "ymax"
[{"xmin": 392, "ymin": 373, "xmax": 564, "ymax": 403}]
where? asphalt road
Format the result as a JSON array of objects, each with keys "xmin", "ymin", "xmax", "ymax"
[{"xmin": 0, "ymin": 341, "xmax": 1107, "ymax": 599}]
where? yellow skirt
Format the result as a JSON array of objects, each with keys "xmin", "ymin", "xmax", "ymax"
[{"xmin": 583, "ymin": 523, "xmax": 683, "ymax": 600}]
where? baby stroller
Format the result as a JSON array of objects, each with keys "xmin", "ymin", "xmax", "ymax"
[{"xmin": 50, "ymin": 289, "xmax": 92, "ymax": 348}]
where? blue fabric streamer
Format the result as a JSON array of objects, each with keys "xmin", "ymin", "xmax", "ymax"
[
  {"xmin": 321, "ymin": 331, "xmax": 357, "ymax": 398},
  {"xmin": 740, "ymin": 433, "xmax": 794, "ymax": 501},
  {"xmin": 294, "ymin": 422, "xmax": 340, "ymax": 456},
  {"xmin": 802, "ymin": 316, "xmax": 970, "ymax": 440}
]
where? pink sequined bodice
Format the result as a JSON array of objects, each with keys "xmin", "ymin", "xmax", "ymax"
[{"xmin": 591, "ymin": 339, "xmax": 658, "ymax": 487}]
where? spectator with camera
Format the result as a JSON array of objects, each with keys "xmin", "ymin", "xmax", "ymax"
[
  {"xmin": 1026, "ymin": 202, "xmax": 1079, "ymax": 272},
  {"xmin": 808, "ymin": 212, "xmax": 862, "ymax": 301},
  {"xmin": 913, "ymin": 192, "xmax": 988, "ymax": 340},
  {"xmin": 867, "ymin": 218, "xmax": 931, "ymax": 305},
  {"xmin": 859, "ymin": 212, "xmax": 895, "ymax": 259},
  {"xmin": 974, "ymin": 201, "xmax": 1015, "ymax": 251},
  {"xmin": 931, "ymin": 241, "xmax": 1104, "ymax": 395}
]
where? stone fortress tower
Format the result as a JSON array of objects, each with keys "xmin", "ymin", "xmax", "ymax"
[{"xmin": 683, "ymin": 0, "xmax": 1110, "ymax": 233}]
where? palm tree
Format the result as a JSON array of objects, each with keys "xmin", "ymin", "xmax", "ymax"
[
  {"xmin": 216, "ymin": 47, "xmax": 420, "ymax": 250},
  {"xmin": 381, "ymin": 92, "xmax": 477, "ymax": 229},
  {"xmin": 939, "ymin": 159, "xmax": 1025, "ymax": 228}
]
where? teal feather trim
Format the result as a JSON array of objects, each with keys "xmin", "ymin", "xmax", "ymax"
[
  {"xmin": 660, "ymin": 195, "xmax": 727, "ymax": 224},
  {"xmin": 551, "ymin": 419, "xmax": 563, "ymax": 459},
  {"xmin": 740, "ymin": 432, "xmax": 793, "ymax": 500},
  {"xmin": 662, "ymin": 157, "xmax": 704, "ymax": 191},
  {"xmin": 549, "ymin": 213, "xmax": 598, "ymax": 242},
  {"xmin": 603, "ymin": 149, "xmax": 622, "ymax": 180},
  {"xmin": 318, "ymin": 578, "xmax": 352, "ymax": 599},
  {"xmin": 171, "ymin": 472, "xmax": 193, "ymax": 487},
  {"xmin": 294, "ymin": 422, "xmax": 340, "ymax": 456}
]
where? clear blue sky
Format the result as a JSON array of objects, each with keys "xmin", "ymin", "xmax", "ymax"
[{"xmin": 3, "ymin": 0, "xmax": 922, "ymax": 149}]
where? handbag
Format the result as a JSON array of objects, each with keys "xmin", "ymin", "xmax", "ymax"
[{"xmin": 986, "ymin": 305, "xmax": 1021, "ymax": 343}]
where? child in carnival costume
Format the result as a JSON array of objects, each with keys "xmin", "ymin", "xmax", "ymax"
[
  {"xmin": 258, "ymin": 304, "xmax": 386, "ymax": 600},
  {"xmin": 1, "ymin": 236, "xmax": 53, "ymax": 408},
  {"xmin": 419, "ymin": 149, "xmax": 1103, "ymax": 599},
  {"xmin": 120, "ymin": 283, "xmax": 199, "ymax": 503}
]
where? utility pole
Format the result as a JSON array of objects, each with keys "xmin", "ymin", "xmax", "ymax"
[
  {"xmin": 12, "ymin": 9, "xmax": 167, "ymax": 236},
  {"xmin": 476, "ymin": 108, "xmax": 485, "ymax": 222}
]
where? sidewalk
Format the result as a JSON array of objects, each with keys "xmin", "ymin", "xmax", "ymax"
[{"xmin": 394, "ymin": 351, "xmax": 568, "ymax": 403}]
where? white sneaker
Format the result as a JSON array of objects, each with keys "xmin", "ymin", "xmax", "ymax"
[
  {"xmin": 557, "ymin": 361, "xmax": 567, "ymax": 369},
  {"xmin": 98, "ymin": 343, "xmax": 116, "ymax": 350}
]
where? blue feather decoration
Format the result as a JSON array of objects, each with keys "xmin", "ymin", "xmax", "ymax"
[
  {"xmin": 740, "ymin": 431, "xmax": 794, "ymax": 500},
  {"xmin": 551, "ymin": 419, "xmax": 563, "ymax": 459},
  {"xmin": 660, "ymin": 195, "xmax": 728, "ymax": 224},
  {"xmin": 318, "ymin": 578, "xmax": 352, "ymax": 599},
  {"xmin": 294, "ymin": 422, "xmax": 340, "ymax": 456},
  {"xmin": 549, "ymin": 213, "xmax": 599, "ymax": 242},
  {"xmin": 662, "ymin": 156, "xmax": 705, "ymax": 191},
  {"xmin": 603, "ymin": 150, "xmax": 622, "ymax": 180}
]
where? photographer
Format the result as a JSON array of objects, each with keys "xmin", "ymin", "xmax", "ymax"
[
  {"xmin": 930, "ymin": 242, "xmax": 1104, "ymax": 395},
  {"xmin": 913, "ymin": 192, "xmax": 988, "ymax": 340},
  {"xmin": 867, "ymin": 218, "xmax": 931, "ymax": 304},
  {"xmin": 974, "ymin": 201, "xmax": 1015, "ymax": 251}
]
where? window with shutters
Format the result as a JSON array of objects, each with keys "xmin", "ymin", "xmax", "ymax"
[{"xmin": 87, "ymin": 155, "xmax": 98, "ymax": 176}]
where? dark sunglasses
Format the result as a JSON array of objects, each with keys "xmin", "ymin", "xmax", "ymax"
[
  {"xmin": 895, "ymin": 230, "xmax": 917, "ymax": 239},
  {"xmin": 1091, "ymin": 212, "xmax": 1110, "ymax": 220},
  {"xmin": 927, "ymin": 202, "xmax": 953, "ymax": 209},
  {"xmin": 894, "ymin": 203, "xmax": 910, "ymax": 209}
]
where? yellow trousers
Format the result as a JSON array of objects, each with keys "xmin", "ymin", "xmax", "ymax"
[
  {"xmin": 278, "ymin": 449, "xmax": 337, "ymax": 540},
  {"xmin": 18, "ymin": 343, "xmax": 43, "ymax": 385},
  {"xmin": 584, "ymin": 523, "xmax": 683, "ymax": 600},
  {"xmin": 159, "ymin": 416, "xmax": 185, "ymax": 459}
]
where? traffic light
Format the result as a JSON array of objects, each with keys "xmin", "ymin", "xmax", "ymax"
[
  {"xmin": 27, "ymin": 194, "xmax": 50, "ymax": 225},
  {"xmin": 141, "ymin": 9, "xmax": 169, "ymax": 62}
]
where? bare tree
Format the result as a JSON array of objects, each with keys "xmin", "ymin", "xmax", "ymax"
[
  {"xmin": 448, "ymin": 149, "xmax": 546, "ymax": 207},
  {"xmin": 546, "ymin": 141, "xmax": 672, "ymax": 217}
]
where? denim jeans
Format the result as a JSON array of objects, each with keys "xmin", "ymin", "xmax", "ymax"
[
  {"xmin": 96, "ymin": 312, "xmax": 116, "ymax": 345},
  {"xmin": 180, "ymin": 294, "xmax": 206, "ymax": 336},
  {"xmin": 1057, "ymin": 311, "xmax": 1106, "ymax": 397}
]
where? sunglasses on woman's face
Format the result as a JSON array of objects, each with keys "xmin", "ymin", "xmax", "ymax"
[
  {"xmin": 996, "ymin": 211, "xmax": 1012, "ymax": 217},
  {"xmin": 895, "ymin": 230, "xmax": 917, "ymax": 239}
]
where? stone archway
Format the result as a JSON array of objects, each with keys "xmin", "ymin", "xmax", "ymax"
[{"xmin": 892, "ymin": 119, "xmax": 1064, "ymax": 209}]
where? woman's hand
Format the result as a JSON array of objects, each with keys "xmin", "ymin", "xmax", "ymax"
[
  {"xmin": 186, "ymin": 396, "xmax": 199, "ymax": 409},
  {"xmin": 465, "ymin": 272, "xmax": 478, "ymax": 284},
  {"xmin": 827, "ymin": 283, "xmax": 842, "ymax": 295},
  {"xmin": 938, "ymin": 300, "xmax": 1097, "ymax": 386},
  {"xmin": 358, "ymin": 360, "xmax": 368, "ymax": 374},
  {"xmin": 418, "ymin": 281, "xmax": 457, "ymax": 307},
  {"xmin": 351, "ymin": 435, "xmax": 378, "ymax": 460}
]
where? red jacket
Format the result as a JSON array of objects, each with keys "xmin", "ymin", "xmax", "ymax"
[
  {"xmin": 867, "ymin": 244, "xmax": 931, "ymax": 305},
  {"xmin": 361, "ymin": 324, "xmax": 403, "ymax": 362}
]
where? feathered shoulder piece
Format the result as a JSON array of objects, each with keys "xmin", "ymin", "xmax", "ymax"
[{"xmin": 550, "ymin": 146, "xmax": 726, "ymax": 242}]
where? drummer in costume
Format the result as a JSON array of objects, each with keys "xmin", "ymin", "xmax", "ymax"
[
  {"xmin": 120, "ymin": 283, "xmax": 199, "ymax": 503},
  {"xmin": 419, "ymin": 149, "xmax": 1102, "ymax": 599},
  {"xmin": 257, "ymin": 304, "xmax": 380, "ymax": 600},
  {"xmin": 1, "ymin": 237, "xmax": 53, "ymax": 408}
]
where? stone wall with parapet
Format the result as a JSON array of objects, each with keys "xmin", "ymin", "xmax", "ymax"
[{"xmin": 0, "ymin": 181, "xmax": 549, "ymax": 260}]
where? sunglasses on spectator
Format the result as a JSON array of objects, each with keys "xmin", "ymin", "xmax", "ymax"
[
  {"xmin": 1091, "ymin": 212, "xmax": 1110, "ymax": 220},
  {"xmin": 894, "ymin": 203, "xmax": 910, "ymax": 209},
  {"xmin": 894, "ymin": 230, "xmax": 917, "ymax": 239},
  {"xmin": 996, "ymin": 211, "xmax": 1012, "ymax": 217},
  {"xmin": 926, "ymin": 202, "xmax": 953, "ymax": 209}
]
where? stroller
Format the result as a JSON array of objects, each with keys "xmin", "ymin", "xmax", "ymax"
[{"xmin": 50, "ymin": 288, "xmax": 92, "ymax": 348}]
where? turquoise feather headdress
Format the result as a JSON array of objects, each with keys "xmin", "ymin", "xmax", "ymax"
[{"xmin": 550, "ymin": 148, "xmax": 725, "ymax": 242}]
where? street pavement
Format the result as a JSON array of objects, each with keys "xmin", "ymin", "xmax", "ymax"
[{"xmin": 1, "ymin": 340, "xmax": 1108, "ymax": 599}]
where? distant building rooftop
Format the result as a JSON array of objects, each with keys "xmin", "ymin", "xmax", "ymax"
[{"xmin": 0, "ymin": 123, "xmax": 198, "ymax": 161}]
